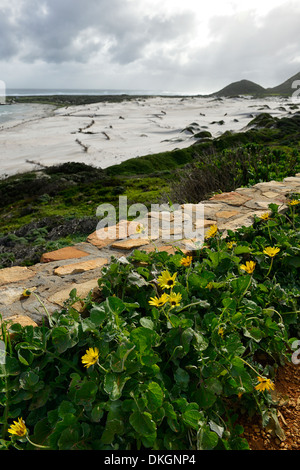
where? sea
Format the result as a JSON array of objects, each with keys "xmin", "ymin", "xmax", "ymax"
[{"xmin": 0, "ymin": 88, "xmax": 192, "ymax": 125}]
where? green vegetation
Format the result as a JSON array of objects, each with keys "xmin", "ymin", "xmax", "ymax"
[
  {"xmin": 1, "ymin": 197, "xmax": 299, "ymax": 450},
  {"xmin": 1, "ymin": 110, "xmax": 300, "ymax": 267}
]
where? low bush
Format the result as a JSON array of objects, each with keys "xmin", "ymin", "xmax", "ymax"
[{"xmin": 0, "ymin": 196, "xmax": 299, "ymax": 450}]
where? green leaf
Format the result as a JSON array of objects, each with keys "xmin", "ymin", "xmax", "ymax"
[
  {"xmin": 182, "ymin": 405, "xmax": 201, "ymax": 429},
  {"xmin": 104, "ymin": 373, "xmax": 130, "ymax": 401},
  {"xmin": 58, "ymin": 401, "xmax": 76, "ymax": 418},
  {"xmin": 75, "ymin": 381, "xmax": 98, "ymax": 404},
  {"xmin": 105, "ymin": 296, "xmax": 126, "ymax": 316},
  {"xmin": 91, "ymin": 403, "xmax": 104, "ymax": 423},
  {"xmin": 19, "ymin": 370, "xmax": 39, "ymax": 390},
  {"xmin": 146, "ymin": 382, "xmax": 164, "ymax": 411},
  {"xmin": 234, "ymin": 245, "xmax": 252, "ymax": 255},
  {"xmin": 197, "ymin": 424, "xmax": 219, "ymax": 450},
  {"xmin": 90, "ymin": 306, "xmax": 106, "ymax": 326},
  {"xmin": 51, "ymin": 326, "xmax": 77, "ymax": 354},
  {"xmin": 130, "ymin": 327, "xmax": 159, "ymax": 353},
  {"xmin": 174, "ymin": 367, "xmax": 190, "ymax": 390},
  {"xmin": 127, "ymin": 272, "xmax": 148, "ymax": 288},
  {"xmin": 101, "ymin": 418, "xmax": 124, "ymax": 444},
  {"xmin": 129, "ymin": 411, "xmax": 156, "ymax": 437},
  {"xmin": 109, "ymin": 342, "xmax": 136, "ymax": 373}
]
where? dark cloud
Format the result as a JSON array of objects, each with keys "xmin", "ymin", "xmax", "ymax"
[
  {"xmin": 0, "ymin": 0, "xmax": 299, "ymax": 92},
  {"xmin": 0, "ymin": 0, "xmax": 196, "ymax": 65}
]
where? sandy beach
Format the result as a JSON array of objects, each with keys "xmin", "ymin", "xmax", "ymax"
[{"xmin": 0, "ymin": 95, "xmax": 293, "ymax": 177}]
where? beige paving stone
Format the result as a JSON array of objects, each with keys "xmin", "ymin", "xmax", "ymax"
[
  {"xmin": 0, "ymin": 266, "xmax": 35, "ymax": 286},
  {"xmin": 41, "ymin": 246, "xmax": 89, "ymax": 263},
  {"xmin": 54, "ymin": 258, "xmax": 108, "ymax": 276},
  {"xmin": 87, "ymin": 220, "xmax": 134, "ymax": 248},
  {"xmin": 111, "ymin": 238, "xmax": 150, "ymax": 250},
  {"xmin": 0, "ymin": 315, "xmax": 38, "ymax": 338},
  {"xmin": 0, "ymin": 287, "xmax": 25, "ymax": 305},
  {"xmin": 209, "ymin": 191, "xmax": 252, "ymax": 206},
  {"xmin": 194, "ymin": 219, "xmax": 217, "ymax": 228},
  {"xmin": 143, "ymin": 244, "xmax": 190, "ymax": 255},
  {"xmin": 262, "ymin": 191, "xmax": 286, "ymax": 199},
  {"xmin": 215, "ymin": 210, "xmax": 240, "ymax": 219},
  {"xmin": 48, "ymin": 279, "xmax": 100, "ymax": 309}
]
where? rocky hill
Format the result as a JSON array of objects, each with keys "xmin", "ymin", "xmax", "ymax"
[{"xmin": 213, "ymin": 72, "xmax": 300, "ymax": 97}]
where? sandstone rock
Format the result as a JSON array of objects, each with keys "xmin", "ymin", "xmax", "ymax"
[
  {"xmin": 41, "ymin": 246, "xmax": 89, "ymax": 263},
  {"xmin": 54, "ymin": 257, "xmax": 108, "ymax": 276},
  {"xmin": 111, "ymin": 238, "xmax": 150, "ymax": 250},
  {"xmin": 0, "ymin": 315, "xmax": 38, "ymax": 338},
  {"xmin": 48, "ymin": 279, "xmax": 100, "ymax": 309},
  {"xmin": 215, "ymin": 210, "xmax": 240, "ymax": 219},
  {"xmin": 209, "ymin": 191, "xmax": 252, "ymax": 206},
  {"xmin": 87, "ymin": 220, "xmax": 133, "ymax": 248},
  {"xmin": 262, "ymin": 191, "xmax": 286, "ymax": 199},
  {"xmin": 0, "ymin": 287, "xmax": 25, "ymax": 305},
  {"xmin": 0, "ymin": 267, "xmax": 35, "ymax": 286},
  {"xmin": 194, "ymin": 219, "xmax": 217, "ymax": 228}
]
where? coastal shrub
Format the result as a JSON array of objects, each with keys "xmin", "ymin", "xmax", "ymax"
[
  {"xmin": 169, "ymin": 144, "xmax": 300, "ymax": 203},
  {"xmin": 0, "ymin": 197, "xmax": 299, "ymax": 450}
]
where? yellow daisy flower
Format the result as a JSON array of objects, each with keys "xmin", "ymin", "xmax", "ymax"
[
  {"xmin": 289, "ymin": 199, "xmax": 300, "ymax": 206},
  {"xmin": 81, "ymin": 347, "xmax": 99, "ymax": 368},
  {"xmin": 22, "ymin": 289, "xmax": 31, "ymax": 297},
  {"xmin": 218, "ymin": 327, "xmax": 225, "ymax": 337},
  {"xmin": 205, "ymin": 225, "xmax": 218, "ymax": 239},
  {"xmin": 168, "ymin": 291, "xmax": 182, "ymax": 308},
  {"xmin": 259, "ymin": 212, "xmax": 270, "ymax": 220},
  {"xmin": 263, "ymin": 246, "xmax": 280, "ymax": 258},
  {"xmin": 136, "ymin": 223, "xmax": 145, "ymax": 234},
  {"xmin": 157, "ymin": 270, "xmax": 177, "ymax": 289},
  {"xmin": 149, "ymin": 293, "xmax": 169, "ymax": 307},
  {"xmin": 8, "ymin": 418, "xmax": 27, "ymax": 437},
  {"xmin": 227, "ymin": 241, "xmax": 235, "ymax": 249},
  {"xmin": 180, "ymin": 256, "xmax": 193, "ymax": 267},
  {"xmin": 240, "ymin": 260, "xmax": 256, "ymax": 274},
  {"xmin": 255, "ymin": 376, "xmax": 275, "ymax": 393}
]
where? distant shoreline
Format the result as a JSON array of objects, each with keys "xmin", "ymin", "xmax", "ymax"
[{"xmin": 0, "ymin": 94, "xmax": 296, "ymax": 179}]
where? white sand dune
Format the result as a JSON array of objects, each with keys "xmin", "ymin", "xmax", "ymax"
[{"xmin": 0, "ymin": 95, "xmax": 294, "ymax": 177}]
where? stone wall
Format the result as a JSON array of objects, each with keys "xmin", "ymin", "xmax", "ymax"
[{"xmin": 1, "ymin": 175, "xmax": 300, "ymax": 329}]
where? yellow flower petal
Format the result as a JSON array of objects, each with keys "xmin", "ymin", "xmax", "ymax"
[
  {"xmin": 149, "ymin": 293, "xmax": 169, "ymax": 307},
  {"xmin": 168, "ymin": 291, "xmax": 182, "ymax": 308},
  {"xmin": 263, "ymin": 246, "xmax": 280, "ymax": 258},
  {"xmin": 8, "ymin": 418, "xmax": 27, "ymax": 437},
  {"xmin": 157, "ymin": 270, "xmax": 177, "ymax": 289},
  {"xmin": 205, "ymin": 225, "xmax": 218, "ymax": 239},
  {"xmin": 81, "ymin": 347, "xmax": 99, "ymax": 368},
  {"xmin": 255, "ymin": 376, "xmax": 275, "ymax": 393},
  {"xmin": 240, "ymin": 260, "xmax": 256, "ymax": 274},
  {"xmin": 180, "ymin": 256, "xmax": 193, "ymax": 267}
]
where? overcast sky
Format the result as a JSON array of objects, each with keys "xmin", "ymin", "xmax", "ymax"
[{"xmin": 0, "ymin": 0, "xmax": 300, "ymax": 94}]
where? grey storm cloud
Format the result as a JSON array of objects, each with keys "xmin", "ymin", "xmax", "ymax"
[
  {"xmin": 1, "ymin": 0, "xmax": 300, "ymax": 92},
  {"xmin": 0, "ymin": 0, "xmax": 197, "ymax": 65}
]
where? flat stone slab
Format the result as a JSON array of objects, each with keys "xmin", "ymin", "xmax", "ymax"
[
  {"xmin": 209, "ymin": 191, "xmax": 252, "ymax": 206},
  {"xmin": 215, "ymin": 210, "xmax": 240, "ymax": 219},
  {"xmin": 0, "ymin": 287, "xmax": 25, "ymax": 305},
  {"xmin": 0, "ymin": 266, "xmax": 35, "ymax": 286},
  {"xmin": 1, "ymin": 314, "xmax": 38, "ymax": 329},
  {"xmin": 87, "ymin": 220, "xmax": 140, "ymax": 249},
  {"xmin": 54, "ymin": 257, "xmax": 108, "ymax": 276},
  {"xmin": 111, "ymin": 238, "xmax": 150, "ymax": 250},
  {"xmin": 41, "ymin": 246, "xmax": 89, "ymax": 263},
  {"xmin": 48, "ymin": 279, "xmax": 100, "ymax": 309}
]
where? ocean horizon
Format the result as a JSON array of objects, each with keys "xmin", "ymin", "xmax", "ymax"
[{"xmin": 5, "ymin": 88, "xmax": 194, "ymax": 97}]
